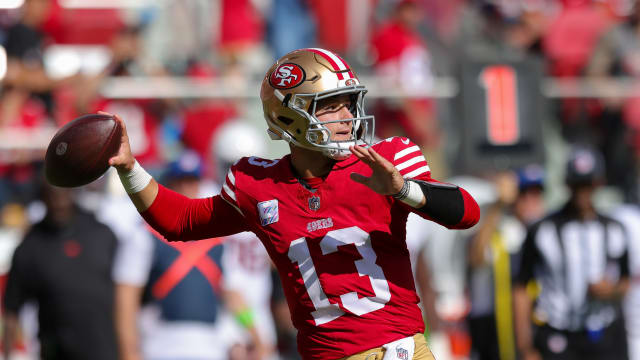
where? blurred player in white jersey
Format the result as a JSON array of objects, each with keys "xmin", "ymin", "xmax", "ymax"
[{"xmin": 211, "ymin": 121, "xmax": 278, "ymax": 358}]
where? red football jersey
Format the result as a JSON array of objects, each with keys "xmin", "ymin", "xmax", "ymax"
[
  {"xmin": 219, "ymin": 137, "xmax": 433, "ymax": 359},
  {"xmin": 143, "ymin": 136, "xmax": 478, "ymax": 358}
]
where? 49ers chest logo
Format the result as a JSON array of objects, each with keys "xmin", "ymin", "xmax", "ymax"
[{"xmin": 269, "ymin": 63, "xmax": 306, "ymax": 89}]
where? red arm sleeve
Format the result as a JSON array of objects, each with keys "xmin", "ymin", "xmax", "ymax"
[
  {"xmin": 449, "ymin": 186, "xmax": 480, "ymax": 229},
  {"xmin": 141, "ymin": 184, "xmax": 250, "ymax": 241}
]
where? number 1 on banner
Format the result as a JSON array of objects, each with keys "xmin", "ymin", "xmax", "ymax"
[{"xmin": 479, "ymin": 65, "xmax": 520, "ymax": 145}]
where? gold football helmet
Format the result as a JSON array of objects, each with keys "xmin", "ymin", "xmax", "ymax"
[{"xmin": 260, "ymin": 48, "xmax": 375, "ymax": 160}]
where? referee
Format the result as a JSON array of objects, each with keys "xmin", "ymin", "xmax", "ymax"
[{"xmin": 513, "ymin": 145, "xmax": 630, "ymax": 360}]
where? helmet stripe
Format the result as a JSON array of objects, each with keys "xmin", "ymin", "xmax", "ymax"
[
  {"xmin": 331, "ymin": 51, "xmax": 355, "ymax": 79},
  {"xmin": 308, "ymin": 48, "xmax": 348, "ymax": 70},
  {"xmin": 306, "ymin": 48, "xmax": 347, "ymax": 80},
  {"xmin": 333, "ymin": 52, "xmax": 355, "ymax": 79}
]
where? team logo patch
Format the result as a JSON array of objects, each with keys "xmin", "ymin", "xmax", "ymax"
[
  {"xmin": 308, "ymin": 196, "xmax": 320, "ymax": 211},
  {"xmin": 257, "ymin": 199, "xmax": 279, "ymax": 226},
  {"xmin": 269, "ymin": 63, "xmax": 306, "ymax": 89},
  {"xmin": 396, "ymin": 346, "xmax": 409, "ymax": 360},
  {"xmin": 345, "ymin": 78, "xmax": 356, "ymax": 86}
]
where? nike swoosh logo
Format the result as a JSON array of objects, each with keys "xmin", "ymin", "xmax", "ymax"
[{"xmin": 401, "ymin": 138, "xmax": 410, "ymax": 145}]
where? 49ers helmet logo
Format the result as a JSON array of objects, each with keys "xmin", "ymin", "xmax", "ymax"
[{"xmin": 269, "ymin": 63, "xmax": 306, "ymax": 89}]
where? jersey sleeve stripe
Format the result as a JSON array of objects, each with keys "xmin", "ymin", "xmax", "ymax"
[
  {"xmin": 222, "ymin": 167, "xmax": 239, "ymax": 208},
  {"xmin": 394, "ymin": 145, "xmax": 420, "ymax": 161},
  {"xmin": 227, "ymin": 169, "xmax": 236, "ymax": 186},
  {"xmin": 395, "ymin": 155, "xmax": 426, "ymax": 171},
  {"xmin": 222, "ymin": 182, "xmax": 237, "ymax": 202},
  {"xmin": 403, "ymin": 166, "xmax": 431, "ymax": 179}
]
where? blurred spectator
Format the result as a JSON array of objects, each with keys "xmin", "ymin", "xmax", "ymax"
[
  {"xmin": 542, "ymin": 0, "xmax": 614, "ymax": 166},
  {"xmin": 611, "ymin": 200, "xmax": 640, "ymax": 360},
  {"xmin": 513, "ymin": 145, "xmax": 630, "ymax": 360},
  {"xmin": 0, "ymin": 0, "xmax": 54, "ymax": 128},
  {"xmin": 2, "ymin": 181, "xmax": 118, "ymax": 360},
  {"xmin": 266, "ymin": 0, "xmax": 316, "ymax": 58},
  {"xmin": 0, "ymin": 160, "xmax": 42, "ymax": 208},
  {"xmin": 308, "ymin": 0, "xmax": 376, "ymax": 57},
  {"xmin": 216, "ymin": 0, "xmax": 268, "ymax": 75},
  {"xmin": 370, "ymin": 0, "xmax": 443, "ymax": 173},
  {"xmin": 179, "ymin": 61, "xmax": 238, "ymax": 177},
  {"xmin": 109, "ymin": 151, "xmax": 269, "ymax": 360},
  {"xmin": 141, "ymin": 0, "xmax": 215, "ymax": 74},
  {"xmin": 80, "ymin": 26, "xmax": 167, "ymax": 171},
  {"xmin": 466, "ymin": 165, "xmax": 546, "ymax": 360},
  {"xmin": 40, "ymin": 1, "xmax": 123, "ymax": 45},
  {"xmin": 0, "ymin": 0, "xmax": 54, "ymax": 127},
  {"xmin": 0, "ymin": 0, "xmax": 110, "ymax": 128},
  {"xmin": 416, "ymin": 0, "xmax": 470, "ymax": 44},
  {"xmin": 586, "ymin": 2, "xmax": 640, "ymax": 201},
  {"xmin": 455, "ymin": 1, "xmax": 545, "ymax": 61},
  {"xmin": 543, "ymin": 0, "xmax": 613, "ymax": 78}
]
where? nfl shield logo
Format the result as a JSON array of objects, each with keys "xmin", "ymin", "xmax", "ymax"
[
  {"xmin": 308, "ymin": 196, "xmax": 320, "ymax": 211},
  {"xmin": 257, "ymin": 199, "xmax": 279, "ymax": 226},
  {"xmin": 396, "ymin": 347, "xmax": 409, "ymax": 360}
]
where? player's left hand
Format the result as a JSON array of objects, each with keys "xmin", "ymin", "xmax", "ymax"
[{"xmin": 349, "ymin": 145, "xmax": 405, "ymax": 196}]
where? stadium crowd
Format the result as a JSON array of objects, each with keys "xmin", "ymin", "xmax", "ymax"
[{"xmin": 1, "ymin": 0, "xmax": 640, "ymax": 359}]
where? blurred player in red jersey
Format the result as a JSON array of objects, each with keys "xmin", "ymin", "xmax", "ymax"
[{"xmin": 106, "ymin": 48, "xmax": 480, "ymax": 360}]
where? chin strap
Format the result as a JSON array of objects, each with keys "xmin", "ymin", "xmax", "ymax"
[{"xmin": 322, "ymin": 141, "xmax": 354, "ymax": 160}]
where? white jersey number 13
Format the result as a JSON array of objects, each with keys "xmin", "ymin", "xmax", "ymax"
[{"xmin": 287, "ymin": 226, "xmax": 391, "ymax": 325}]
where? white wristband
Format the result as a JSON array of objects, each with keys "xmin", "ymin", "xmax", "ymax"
[
  {"xmin": 118, "ymin": 160, "xmax": 152, "ymax": 194},
  {"xmin": 399, "ymin": 181, "xmax": 425, "ymax": 208}
]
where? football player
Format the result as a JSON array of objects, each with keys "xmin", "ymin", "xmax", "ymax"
[{"xmin": 107, "ymin": 48, "xmax": 480, "ymax": 360}]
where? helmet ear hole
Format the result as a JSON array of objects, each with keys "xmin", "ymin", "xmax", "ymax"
[{"xmin": 277, "ymin": 116, "xmax": 294, "ymax": 125}]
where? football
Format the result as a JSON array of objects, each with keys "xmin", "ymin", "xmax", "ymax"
[{"xmin": 45, "ymin": 113, "xmax": 122, "ymax": 187}]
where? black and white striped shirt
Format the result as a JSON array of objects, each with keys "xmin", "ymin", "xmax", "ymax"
[{"xmin": 515, "ymin": 204, "xmax": 630, "ymax": 332}]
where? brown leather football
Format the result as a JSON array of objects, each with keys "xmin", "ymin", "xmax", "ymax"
[{"xmin": 45, "ymin": 113, "xmax": 122, "ymax": 187}]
